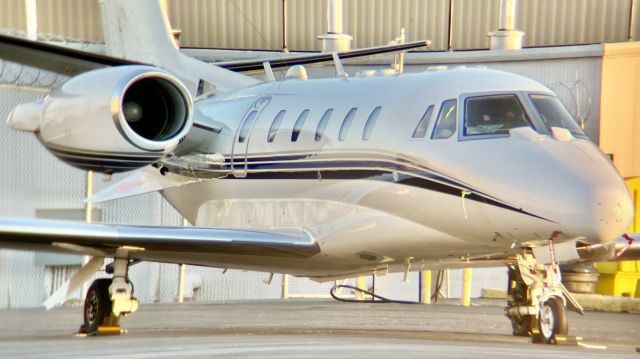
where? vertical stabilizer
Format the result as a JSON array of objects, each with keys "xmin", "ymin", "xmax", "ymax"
[{"xmin": 99, "ymin": 0, "xmax": 259, "ymax": 94}]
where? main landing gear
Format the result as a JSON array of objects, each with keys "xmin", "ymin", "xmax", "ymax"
[
  {"xmin": 82, "ymin": 254, "xmax": 139, "ymax": 334},
  {"xmin": 505, "ymin": 252, "xmax": 581, "ymax": 343}
]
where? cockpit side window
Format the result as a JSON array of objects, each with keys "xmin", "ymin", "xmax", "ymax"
[
  {"xmin": 464, "ymin": 94, "xmax": 531, "ymax": 136},
  {"xmin": 431, "ymin": 99, "xmax": 457, "ymax": 139},
  {"xmin": 529, "ymin": 95, "xmax": 586, "ymax": 138},
  {"xmin": 412, "ymin": 105, "xmax": 434, "ymax": 138}
]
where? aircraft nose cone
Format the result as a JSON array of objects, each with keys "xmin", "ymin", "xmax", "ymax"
[
  {"xmin": 567, "ymin": 184, "xmax": 634, "ymax": 244},
  {"xmin": 593, "ymin": 186, "xmax": 633, "ymax": 241}
]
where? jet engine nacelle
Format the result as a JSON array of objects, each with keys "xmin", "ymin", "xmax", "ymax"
[{"xmin": 7, "ymin": 65, "xmax": 193, "ymax": 172}]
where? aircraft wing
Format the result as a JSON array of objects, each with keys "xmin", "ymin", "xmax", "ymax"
[
  {"xmin": 0, "ymin": 33, "xmax": 428, "ymax": 76},
  {"xmin": 215, "ymin": 40, "xmax": 430, "ymax": 72},
  {"xmin": 0, "ymin": 217, "xmax": 319, "ymax": 259},
  {"xmin": 0, "ymin": 33, "xmax": 145, "ymax": 76}
]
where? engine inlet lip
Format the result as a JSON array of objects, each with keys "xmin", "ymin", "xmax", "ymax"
[{"xmin": 110, "ymin": 66, "xmax": 193, "ymax": 152}]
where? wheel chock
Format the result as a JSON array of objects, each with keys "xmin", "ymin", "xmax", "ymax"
[
  {"xmin": 554, "ymin": 335, "xmax": 581, "ymax": 346},
  {"xmin": 95, "ymin": 326, "xmax": 123, "ymax": 336},
  {"xmin": 530, "ymin": 329, "xmax": 581, "ymax": 345},
  {"xmin": 76, "ymin": 325, "xmax": 124, "ymax": 337}
]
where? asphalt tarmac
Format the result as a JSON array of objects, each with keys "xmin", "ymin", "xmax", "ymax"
[{"xmin": 0, "ymin": 299, "xmax": 638, "ymax": 358}]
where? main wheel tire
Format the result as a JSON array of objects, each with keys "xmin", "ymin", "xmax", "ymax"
[
  {"xmin": 537, "ymin": 297, "xmax": 568, "ymax": 343},
  {"xmin": 84, "ymin": 279, "xmax": 120, "ymax": 334}
]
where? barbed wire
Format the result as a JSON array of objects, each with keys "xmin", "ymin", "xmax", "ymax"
[{"xmin": 548, "ymin": 80, "xmax": 592, "ymax": 129}]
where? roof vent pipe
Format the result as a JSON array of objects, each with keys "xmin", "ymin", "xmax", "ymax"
[
  {"xmin": 318, "ymin": 0, "xmax": 353, "ymax": 52},
  {"xmin": 488, "ymin": 0, "xmax": 524, "ymax": 50}
]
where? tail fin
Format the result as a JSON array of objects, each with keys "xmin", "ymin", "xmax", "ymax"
[{"xmin": 99, "ymin": 0, "xmax": 259, "ymax": 94}]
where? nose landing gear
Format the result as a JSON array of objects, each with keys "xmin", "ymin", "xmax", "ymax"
[{"xmin": 505, "ymin": 252, "xmax": 580, "ymax": 343}]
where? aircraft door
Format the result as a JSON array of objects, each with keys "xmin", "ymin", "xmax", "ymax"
[{"xmin": 231, "ymin": 97, "xmax": 271, "ymax": 178}]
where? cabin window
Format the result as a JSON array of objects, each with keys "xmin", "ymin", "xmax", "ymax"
[
  {"xmin": 315, "ymin": 109, "xmax": 334, "ymax": 141},
  {"xmin": 431, "ymin": 100, "xmax": 457, "ymax": 139},
  {"xmin": 412, "ymin": 105, "xmax": 434, "ymax": 138},
  {"xmin": 267, "ymin": 110, "xmax": 286, "ymax": 143},
  {"xmin": 363, "ymin": 106, "xmax": 382, "ymax": 140},
  {"xmin": 339, "ymin": 108, "xmax": 358, "ymax": 141},
  {"xmin": 464, "ymin": 94, "xmax": 531, "ymax": 136},
  {"xmin": 291, "ymin": 109, "xmax": 310, "ymax": 142},
  {"xmin": 529, "ymin": 94, "xmax": 586, "ymax": 138},
  {"xmin": 238, "ymin": 110, "xmax": 258, "ymax": 143}
]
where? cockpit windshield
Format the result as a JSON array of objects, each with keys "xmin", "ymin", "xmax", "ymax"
[
  {"xmin": 529, "ymin": 94, "xmax": 586, "ymax": 138},
  {"xmin": 464, "ymin": 94, "xmax": 531, "ymax": 136}
]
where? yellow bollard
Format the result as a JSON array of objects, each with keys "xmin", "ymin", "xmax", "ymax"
[
  {"xmin": 356, "ymin": 276, "xmax": 366, "ymax": 300},
  {"xmin": 420, "ymin": 270, "xmax": 431, "ymax": 304},
  {"xmin": 462, "ymin": 268, "xmax": 472, "ymax": 307},
  {"xmin": 281, "ymin": 274, "xmax": 289, "ymax": 299},
  {"xmin": 177, "ymin": 264, "xmax": 185, "ymax": 303}
]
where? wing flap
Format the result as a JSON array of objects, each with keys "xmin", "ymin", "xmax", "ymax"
[{"xmin": 0, "ymin": 217, "xmax": 318, "ymax": 258}]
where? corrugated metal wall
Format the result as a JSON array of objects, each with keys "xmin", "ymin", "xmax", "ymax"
[
  {"xmin": 0, "ymin": 0, "xmax": 636, "ymax": 49},
  {"xmin": 0, "ymin": 0, "xmax": 26, "ymax": 32},
  {"xmin": 169, "ymin": 0, "xmax": 283, "ymax": 50},
  {"xmin": 169, "ymin": 0, "xmax": 638, "ymax": 50},
  {"xmin": 343, "ymin": 0, "xmax": 450, "ymax": 51},
  {"xmin": 450, "ymin": 0, "xmax": 496, "ymax": 50},
  {"xmin": 286, "ymin": 0, "xmax": 324, "ymax": 50},
  {"xmin": 36, "ymin": 0, "xmax": 103, "ymax": 41},
  {"xmin": 518, "ymin": 0, "xmax": 631, "ymax": 47}
]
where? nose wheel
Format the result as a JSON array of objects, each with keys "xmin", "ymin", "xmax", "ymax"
[
  {"xmin": 537, "ymin": 297, "xmax": 568, "ymax": 343},
  {"xmin": 505, "ymin": 252, "xmax": 576, "ymax": 344}
]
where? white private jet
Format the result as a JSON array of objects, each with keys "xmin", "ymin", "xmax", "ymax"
[{"xmin": 0, "ymin": 0, "xmax": 635, "ymax": 343}]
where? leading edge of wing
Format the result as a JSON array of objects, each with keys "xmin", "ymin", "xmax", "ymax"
[
  {"xmin": 215, "ymin": 40, "xmax": 431, "ymax": 73},
  {"xmin": 0, "ymin": 34, "xmax": 144, "ymax": 76},
  {"xmin": 0, "ymin": 217, "xmax": 319, "ymax": 258}
]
